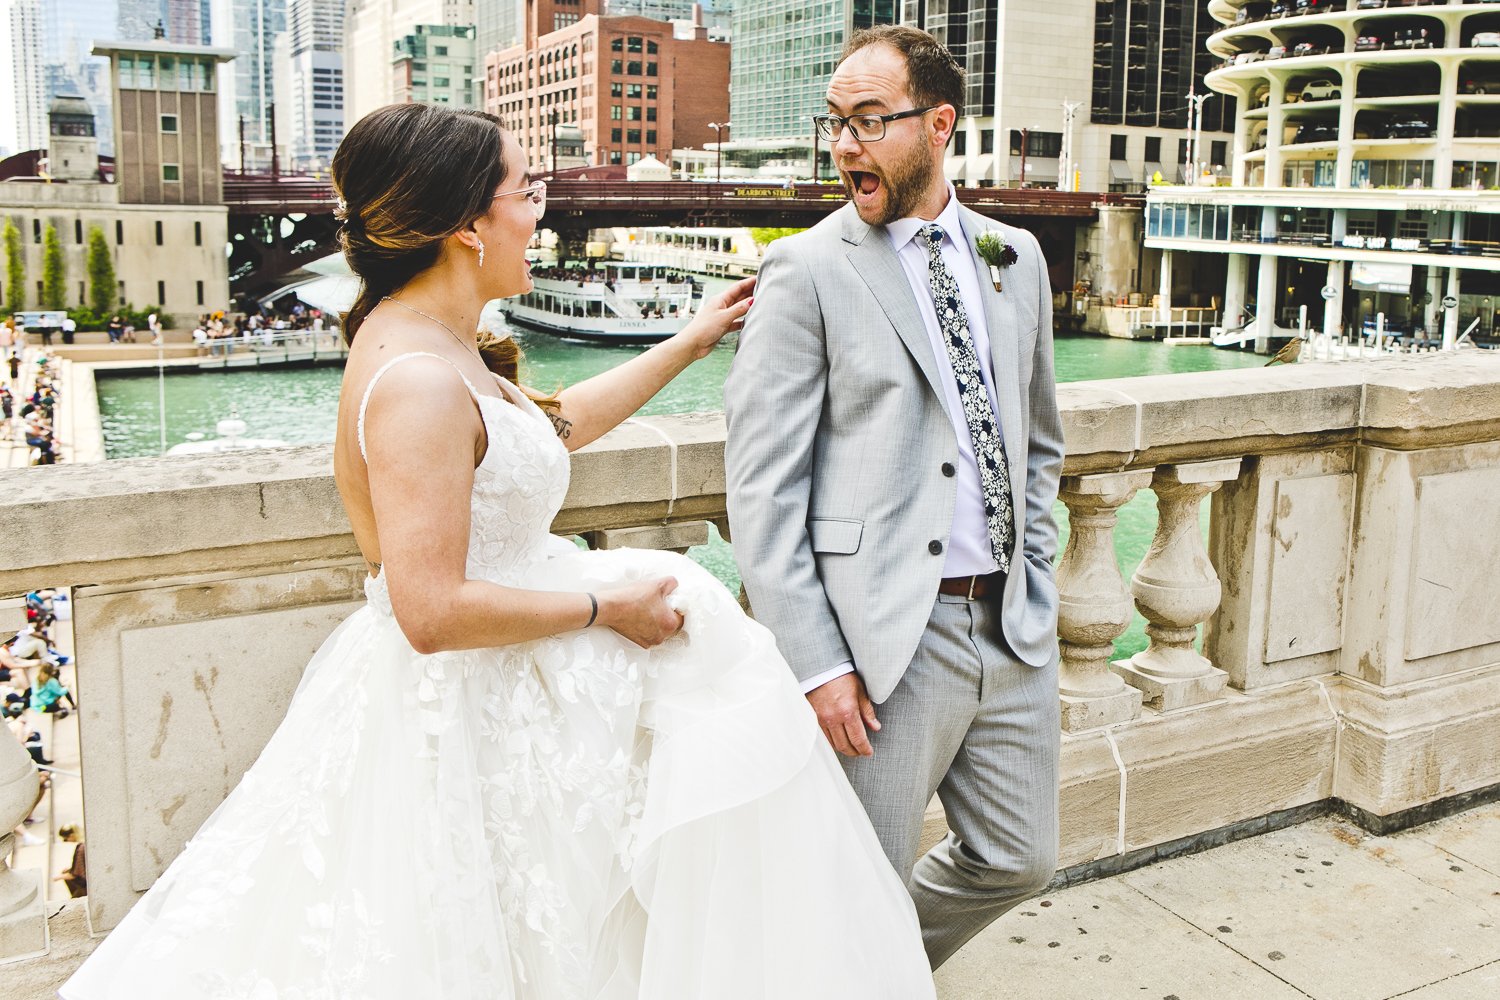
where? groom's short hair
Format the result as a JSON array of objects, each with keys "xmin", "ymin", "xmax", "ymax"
[{"xmin": 841, "ymin": 25, "xmax": 965, "ymax": 122}]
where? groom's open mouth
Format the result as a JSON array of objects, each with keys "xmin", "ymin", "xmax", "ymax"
[{"xmin": 846, "ymin": 170, "xmax": 883, "ymax": 206}]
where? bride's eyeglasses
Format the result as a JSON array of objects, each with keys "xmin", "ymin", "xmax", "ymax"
[{"xmin": 494, "ymin": 180, "xmax": 548, "ymax": 220}]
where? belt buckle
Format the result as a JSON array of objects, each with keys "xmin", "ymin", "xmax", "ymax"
[{"xmin": 966, "ymin": 575, "xmax": 979, "ymax": 601}]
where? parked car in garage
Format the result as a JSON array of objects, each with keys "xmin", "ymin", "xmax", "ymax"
[
  {"xmin": 1294, "ymin": 121, "xmax": 1340, "ymax": 143},
  {"xmin": 1384, "ymin": 117, "xmax": 1434, "ymax": 138},
  {"xmin": 1355, "ymin": 35, "xmax": 1384, "ymax": 50},
  {"xmin": 1298, "ymin": 79, "xmax": 1341, "ymax": 101},
  {"xmin": 1474, "ymin": 31, "xmax": 1500, "ymax": 47}
]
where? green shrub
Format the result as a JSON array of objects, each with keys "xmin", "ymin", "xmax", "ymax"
[
  {"xmin": 41, "ymin": 224, "xmax": 66, "ymax": 309},
  {"xmin": 85, "ymin": 225, "xmax": 115, "ymax": 314},
  {"xmin": 2, "ymin": 219, "xmax": 22, "ymax": 312}
]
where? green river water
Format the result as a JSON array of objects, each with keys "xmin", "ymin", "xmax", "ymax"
[{"xmin": 96, "ymin": 324, "xmax": 1265, "ymax": 659}]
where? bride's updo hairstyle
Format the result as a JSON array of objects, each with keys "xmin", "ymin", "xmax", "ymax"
[{"xmin": 332, "ymin": 103, "xmax": 539, "ymax": 392}]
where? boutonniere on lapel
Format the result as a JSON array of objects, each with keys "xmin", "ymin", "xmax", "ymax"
[{"xmin": 974, "ymin": 231, "xmax": 1019, "ymax": 293}]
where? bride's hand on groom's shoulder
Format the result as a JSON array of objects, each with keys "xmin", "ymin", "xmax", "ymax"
[
  {"xmin": 597, "ymin": 576, "xmax": 685, "ymax": 648},
  {"xmin": 678, "ymin": 277, "xmax": 755, "ymax": 359}
]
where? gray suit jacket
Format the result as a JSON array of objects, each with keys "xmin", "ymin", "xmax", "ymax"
[{"xmin": 724, "ymin": 202, "xmax": 1064, "ymax": 705}]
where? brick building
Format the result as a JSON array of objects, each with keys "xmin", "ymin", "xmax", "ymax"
[{"xmin": 483, "ymin": 1, "xmax": 728, "ymax": 170}]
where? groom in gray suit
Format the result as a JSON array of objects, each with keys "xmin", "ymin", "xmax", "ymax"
[{"xmin": 725, "ymin": 26, "xmax": 1063, "ymax": 968}]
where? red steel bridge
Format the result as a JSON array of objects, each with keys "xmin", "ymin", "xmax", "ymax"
[{"xmin": 224, "ymin": 172, "xmax": 1142, "ymax": 298}]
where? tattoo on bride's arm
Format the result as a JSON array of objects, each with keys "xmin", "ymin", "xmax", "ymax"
[{"xmin": 548, "ymin": 412, "xmax": 573, "ymax": 440}]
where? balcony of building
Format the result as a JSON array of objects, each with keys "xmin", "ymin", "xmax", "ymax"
[{"xmin": 4, "ymin": 355, "xmax": 1500, "ymax": 994}]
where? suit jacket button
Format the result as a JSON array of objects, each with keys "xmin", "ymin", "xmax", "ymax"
[
  {"xmin": 941, "ymin": 462, "xmax": 956, "ymax": 478},
  {"xmin": 928, "ymin": 540, "xmax": 943, "ymax": 555}
]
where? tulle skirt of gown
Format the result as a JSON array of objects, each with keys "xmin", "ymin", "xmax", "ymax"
[{"xmin": 61, "ymin": 541, "xmax": 935, "ymax": 999}]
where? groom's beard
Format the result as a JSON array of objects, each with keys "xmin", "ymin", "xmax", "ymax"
[{"xmin": 841, "ymin": 135, "xmax": 937, "ymax": 227}]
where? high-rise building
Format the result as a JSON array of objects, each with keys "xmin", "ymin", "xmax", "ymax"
[
  {"xmin": 211, "ymin": 0, "xmax": 287, "ymax": 170},
  {"xmin": 1146, "ymin": 0, "xmax": 1500, "ymax": 351},
  {"xmin": 896, "ymin": 0, "xmax": 1231, "ymax": 192},
  {"xmin": 344, "ymin": 0, "xmax": 473, "ymax": 125},
  {"xmin": 0, "ymin": 0, "xmax": 45, "ymax": 158},
  {"xmin": 276, "ymin": 0, "xmax": 344, "ymax": 170},
  {"xmin": 41, "ymin": 0, "xmax": 118, "ymax": 155},
  {"xmin": 475, "ymin": 0, "xmax": 523, "ymax": 70},
  {"xmin": 393, "ymin": 23, "xmax": 476, "ymax": 107},
  {"xmin": 484, "ymin": 7, "xmax": 729, "ymax": 170},
  {"xmin": 729, "ymin": 0, "xmax": 895, "ymax": 144}
]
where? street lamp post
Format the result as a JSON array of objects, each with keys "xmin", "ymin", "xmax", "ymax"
[
  {"xmin": 708, "ymin": 121, "xmax": 731, "ymax": 183},
  {"xmin": 549, "ymin": 109, "xmax": 560, "ymax": 176}
]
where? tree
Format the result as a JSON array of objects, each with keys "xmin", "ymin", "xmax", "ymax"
[
  {"xmin": 41, "ymin": 223, "xmax": 66, "ymax": 309},
  {"xmin": 86, "ymin": 225, "xmax": 115, "ymax": 314},
  {"xmin": 2, "ymin": 219, "xmax": 22, "ymax": 312},
  {"xmin": 747, "ymin": 227, "xmax": 805, "ymax": 248}
]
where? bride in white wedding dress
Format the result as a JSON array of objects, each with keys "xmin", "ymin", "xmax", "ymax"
[{"xmin": 61, "ymin": 105, "xmax": 935, "ymax": 999}]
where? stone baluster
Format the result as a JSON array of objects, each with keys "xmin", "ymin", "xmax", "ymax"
[
  {"xmin": 1055, "ymin": 471, "xmax": 1153, "ymax": 731},
  {"xmin": 1113, "ymin": 460, "xmax": 1242, "ymax": 711},
  {"xmin": 0, "ymin": 732, "xmax": 44, "ymax": 959}
]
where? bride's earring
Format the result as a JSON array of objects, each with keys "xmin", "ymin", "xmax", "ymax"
[{"xmin": 476, "ymin": 239, "xmax": 486, "ymax": 269}]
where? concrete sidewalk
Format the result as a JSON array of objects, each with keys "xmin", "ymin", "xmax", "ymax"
[
  {"xmin": 938, "ymin": 805, "xmax": 1500, "ymax": 1000},
  {"xmin": 6, "ymin": 804, "xmax": 1499, "ymax": 998}
]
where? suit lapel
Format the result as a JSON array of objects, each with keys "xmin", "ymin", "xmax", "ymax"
[
  {"xmin": 842, "ymin": 212, "xmax": 950, "ymax": 416},
  {"xmin": 959, "ymin": 207, "xmax": 1026, "ymax": 493}
]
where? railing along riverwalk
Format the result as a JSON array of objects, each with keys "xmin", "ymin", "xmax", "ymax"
[{"xmin": 2, "ymin": 354, "xmax": 1500, "ymax": 952}]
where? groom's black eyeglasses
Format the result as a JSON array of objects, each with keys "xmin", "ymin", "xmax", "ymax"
[{"xmin": 812, "ymin": 107, "xmax": 937, "ymax": 143}]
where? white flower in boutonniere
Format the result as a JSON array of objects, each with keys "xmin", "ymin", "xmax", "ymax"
[{"xmin": 974, "ymin": 231, "xmax": 1020, "ymax": 293}]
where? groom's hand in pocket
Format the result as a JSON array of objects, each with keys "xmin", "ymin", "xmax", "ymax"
[{"xmin": 807, "ymin": 673, "xmax": 880, "ymax": 757}]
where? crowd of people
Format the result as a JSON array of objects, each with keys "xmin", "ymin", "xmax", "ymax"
[
  {"xmin": 3, "ymin": 589, "xmax": 86, "ymax": 897},
  {"xmin": 191, "ymin": 304, "xmax": 338, "ymax": 357},
  {"xmin": 2, "ymin": 341, "xmax": 62, "ymax": 466}
]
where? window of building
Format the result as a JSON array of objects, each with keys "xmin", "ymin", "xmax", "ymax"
[
  {"xmin": 161, "ymin": 114, "xmax": 178, "ymax": 133},
  {"xmin": 611, "ymin": 81, "xmax": 622, "ymax": 97},
  {"xmin": 627, "ymin": 61, "xmax": 641, "ymax": 75},
  {"xmin": 75, "ymin": 220, "xmax": 83, "ymax": 244},
  {"xmin": 1144, "ymin": 137, "xmax": 1162, "ymax": 162},
  {"xmin": 646, "ymin": 130, "xmax": 656, "ymax": 145},
  {"xmin": 155, "ymin": 221, "xmax": 164, "ymax": 245},
  {"xmin": 647, "ymin": 40, "xmax": 658, "ymax": 55},
  {"xmin": 627, "ymin": 83, "xmax": 642, "ymax": 99},
  {"xmin": 646, "ymin": 62, "xmax": 657, "ymax": 77},
  {"xmin": 627, "ymin": 129, "xmax": 641, "ymax": 144},
  {"xmin": 194, "ymin": 221, "xmax": 202, "ymax": 246},
  {"xmin": 1211, "ymin": 140, "xmax": 1227, "ymax": 167},
  {"xmin": 435, "ymin": 78, "xmax": 450, "ymax": 87},
  {"xmin": 118, "ymin": 279, "xmax": 125, "ymax": 304},
  {"xmin": 628, "ymin": 37, "xmax": 643, "ymax": 53},
  {"xmin": 32, "ymin": 219, "xmax": 40, "ymax": 243},
  {"xmin": 980, "ymin": 130, "xmax": 994, "ymax": 154},
  {"xmin": 611, "ymin": 60, "xmax": 622, "ymax": 74},
  {"xmin": 1008, "ymin": 130, "xmax": 1062, "ymax": 158},
  {"xmin": 115, "ymin": 220, "xmax": 123, "ymax": 244},
  {"xmin": 646, "ymin": 106, "xmax": 656, "ymax": 122},
  {"xmin": 196, "ymin": 280, "xmax": 204, "ymax": 305},
  {"xmin": 609, "ymin": 151, "xmax": 622, "ymax": 164},
  {"xmin": 646, "ymin": 85, "xmax": 657, "ymax": 101},
  {"xmin": 1111, "ymin": 134, "xmax": 1128, "ymax": 160},
  {"xmin": 954, "ymin": 132, "xmax": 966, "ymax": 155},
  {"xmin": 157, "ymin": 280, "xmax": 165, "ymax": 304},
  {"xmin": 628, "ymin": 151, "xmax": 640, "ymax": 165},
  {"xmin": 612, "ymin": 128, "xmax": 622, "ymax": 142},
  {"xmin": 627, "ymin": 106, "xmax": 641, "ymax": 121},
  {"xmin": 436, "ymin": 46, "xmax": 448, "ymax": 56},
  {"xmin": 163, "ymin": 164, "xmax": 181, "ymax": 182},
  {"xmin": 611, "ymin": 38, "xmax": 623, "ymax": 51},
  {"xmin": 611, "ymin": 105, "xmax": 622, "ymax": 120}
]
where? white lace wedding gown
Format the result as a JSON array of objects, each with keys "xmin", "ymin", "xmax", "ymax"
[{"xmin": 62, "ymin": 352, "xmax": 935, "ymax": 1000}]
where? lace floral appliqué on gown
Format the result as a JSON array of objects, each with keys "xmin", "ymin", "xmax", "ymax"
[{"xmin": 62, "ymin": 352, "xmax": 935, "ymax": 1000}]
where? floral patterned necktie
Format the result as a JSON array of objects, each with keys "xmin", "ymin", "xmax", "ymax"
[{"xmin": 916, "ymin": 223, "xmax": 1015, "ymax": 574}]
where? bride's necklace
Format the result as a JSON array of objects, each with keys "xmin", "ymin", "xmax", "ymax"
[{"xmin": 381, "ymin": 295, "xmax": 479, "ymax": 358}]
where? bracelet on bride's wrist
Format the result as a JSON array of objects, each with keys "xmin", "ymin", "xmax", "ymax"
[{"xmin": 585, "ymin": 592, "xmax": 598, "ymax": 628}]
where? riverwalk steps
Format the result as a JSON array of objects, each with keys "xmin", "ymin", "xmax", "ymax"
[{"xmin": 3, "ymin": 352, "xmax": 1500, "ymax": 986}]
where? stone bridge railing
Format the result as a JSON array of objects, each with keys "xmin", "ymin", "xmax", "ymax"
[{"xmin": 3, "ymin": 353, "xmax": 1499, "ymax": 951}]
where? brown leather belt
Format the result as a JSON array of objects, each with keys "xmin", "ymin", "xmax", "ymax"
[{"xmin": 937, "ymin": 572, "xmax": 1003, "ymax": 600}]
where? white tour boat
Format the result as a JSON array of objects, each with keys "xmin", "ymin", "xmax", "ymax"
[{"xmin": 497, "ymin": 262, "xmax": 701, "ymax": 345}]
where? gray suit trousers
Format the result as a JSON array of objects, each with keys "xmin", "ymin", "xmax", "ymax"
[{"xmin": 841, "ymin": 591, "xmax": 1061, "ymax": 970}]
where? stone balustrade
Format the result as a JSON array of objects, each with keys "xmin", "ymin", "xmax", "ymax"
[{"xmin": 3, "ymin": 354, "xmax": 1500, "ymax": 961}]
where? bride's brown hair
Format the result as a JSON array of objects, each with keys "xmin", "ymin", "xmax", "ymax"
[{"xmin": 332, "ymin": 103, "xmax": 555, "ymax": 410}]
